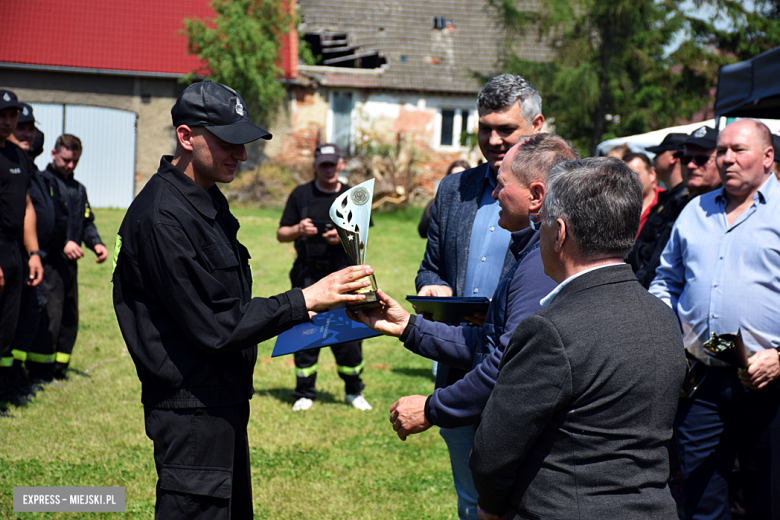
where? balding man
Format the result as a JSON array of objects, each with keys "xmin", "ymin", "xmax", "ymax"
[{"xmin": 650, "ymin": 119, "xmax": 780, "ymax": 520}]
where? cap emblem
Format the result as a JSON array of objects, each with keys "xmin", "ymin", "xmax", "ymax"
[
  {"xmin": 3, "ymin": 93, "xmax": 10, "ymax": 101},
  {"xmin": 694, "ymin": 127, "xmax": 708, "ymax": 138},
  {"xmin": 22, "ymin": 107, "xmax": 28, "ymax": 115},
  {"xmin": 320, "ymin": 145, "xmax": 336, "ymax": 155},
  {"xmin": 235, "ymin": 100, "xmax": 244, "ymax": 116}
]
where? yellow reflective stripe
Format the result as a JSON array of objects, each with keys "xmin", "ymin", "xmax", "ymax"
[
  {"xmin": 0, "ymin": 357, "xmax": 13, "ymax": 367},
  {"xmin": 55, "ymin": 352, "xmax": 71, "ymax": 363},
  {"xmin": 112, "ymin": 234, "xmax": 122, "ymax": 274},
  {"xmin": 11, "ymin": 350, "xmax": 27, "ymax": 361},
  {"xmin": 50, "ymin": 186, "xmax": 54, "ymax": 197},
  {"xmin": 26, "ymin": 352, "xmax": 55, "ymax": 364},
  {"xmin": 296, "ymin": 364, "xmax": 318, "ymax": 378},
  {"xmin": 337, "ymin": 361, "xmax": 365, "ymax": 376},
  {"xmin": 85, "ymin": 204, "xmax": 91, "ymax": 218}
]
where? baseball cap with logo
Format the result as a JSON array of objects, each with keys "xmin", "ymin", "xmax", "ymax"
[
  {"xmin": 682, "ymin": 126, "xmax": 718, "ymax": 150},
  {"xmin": 0, "ymin": 89, "xmax": 23, "ymax": 112},
  {"xmin": 646, "ymin": 133, "xmax": 687, "ymax": 154},
  {"xmin": 314, "ymin": 143, "xmax": 342, "ymax": 165},
  {"xmin": 17, "ymin": 103, "xmax": 35, "ymax": 124},
  {"xmin": 171, "ymin": 81, "xmax": 271, "ymax": 144}
]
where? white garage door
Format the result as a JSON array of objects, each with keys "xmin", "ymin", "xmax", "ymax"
[{"xmin": 30, "ymin": 103, "xmax": 137, "ymax": 208}]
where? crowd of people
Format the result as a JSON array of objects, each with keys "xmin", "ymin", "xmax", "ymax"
[
  {"xmin": 0, "ymin": 89, "xmax": 106, "ymax": 417},
  {"xmin": 2, "ymin": 71, "xmax": 778, "ymax": 520}
]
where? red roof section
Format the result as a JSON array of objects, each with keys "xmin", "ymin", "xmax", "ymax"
[{"xmin": 0, "ymin": 0, "xmax": 296, "ymax": 78}]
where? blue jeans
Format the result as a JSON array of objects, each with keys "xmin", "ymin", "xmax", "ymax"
[{"xmin": 440, "ymin": 425, "xmax": 479, "ymax": 520}]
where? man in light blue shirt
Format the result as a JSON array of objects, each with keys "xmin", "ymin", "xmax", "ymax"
[{"xmin": 650, "ymin": 119, "xmax": 780, "ymax": 520}]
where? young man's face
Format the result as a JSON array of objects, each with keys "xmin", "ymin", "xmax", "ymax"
[
  {"xmin": 0, "ymin": 107, "xmax": 19, "ymax": 141},
  {"xmin": 52, "ymin": 146, "xmax": 82, "ymax": 178},
  {"xmin": 190, "ymin": 128, "xmax": 247, "ymax": 188},
  {"xmin": 12, "ymin": 121, "xmax": 36, "ymax": 151},
  {"xmin": 478, "ymin": 101, "xmax": 542, "ymax": 172}
]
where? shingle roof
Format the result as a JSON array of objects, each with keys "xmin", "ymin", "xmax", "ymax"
[
  {"xmin": 297, "ymin": 0, "xmax": 551, "ymax": 94},
  {"xmin": 0, "ymin": 0, "xmax": 296, "ymax": 78}
]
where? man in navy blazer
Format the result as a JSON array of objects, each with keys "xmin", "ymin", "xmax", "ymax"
[
  {"xmin": 470, "ymin": 158, "xmax": 687, "ymax": 520},
  {"xmin": 413, "ymin": 74, "xmax": 545, "ymax": 520}
]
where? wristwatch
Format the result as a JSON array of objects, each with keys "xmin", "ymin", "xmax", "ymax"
[{"xmin": 28, "ymin": 250, "xmax": 46, "ymax": 260}]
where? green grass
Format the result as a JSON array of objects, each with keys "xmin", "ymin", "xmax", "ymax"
[{"xmin": 0, "ymin": 206, "xmax": 460, "ymax": 519}]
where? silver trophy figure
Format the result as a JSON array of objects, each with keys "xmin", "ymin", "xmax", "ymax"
[{"xmin": 329, "ymin": 179, "xmax": 379, "ymax": 309}]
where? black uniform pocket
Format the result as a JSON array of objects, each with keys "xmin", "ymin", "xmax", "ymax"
[
  {"xmin": 201, "ymin": 244, "xmax": 239, "ymax": 271},
  {"xmin": 158, "ymin": 465, "xmax": 232, "ymax": 499}
]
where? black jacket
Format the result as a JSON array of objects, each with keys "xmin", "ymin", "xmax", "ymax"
[
  {"xmin": 45, "ymin": 163, "xmax": 103, "ymax": 251},
  {"xmin": 470, "ymin": 265, "xmax": 686, "ymax": 519},
  {"xmin": 113, "ymin": 156, "xmax": 309, "ymax": 409}
]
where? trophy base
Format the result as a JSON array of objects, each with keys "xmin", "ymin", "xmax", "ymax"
[
  {"xmin": 347, "ymin": 291, "xmax": 381, "ymax": 310},
  {"xmin": 347, "ymin": 274, "xmax": 381, "ymax": 310}
]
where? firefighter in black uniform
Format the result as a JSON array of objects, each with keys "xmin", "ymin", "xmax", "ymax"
[
  {"xmin": 0, "ymin": 90, "xmax": 44, "ymax": 413},
  {"xmin": 277, "ymin": 143, "xmax": 372, "ymax": 412},
  {"xmin": 42, "ymin": 134, "xmax": 108, "ymax": 379},
  {"xmin": 8, "ymin": 104, "xmax": 57, "ymax": 388},
  {"xmin": 112, "ymin": 81, "xmax": 373, "ymax": 519}
]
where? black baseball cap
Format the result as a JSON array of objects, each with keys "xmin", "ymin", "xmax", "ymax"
[
  {"xmin": 772, "ymin": 134, "xmax": 780, "ymax": 157},
  {"xmin": 17, "ymin": 103, "xmax": 35, "ymax": 124},
  {"xmin": 171, "ymin": 81, "xmax": 271, "ymax": 144},
  {"xmin": 682, "ymin": 126, "xmax": 718, "ymax": 150},
  {"xmin": 646, "ymin": 133, "xmax": 687, "ymax": 154},
  {"xmin": 0, "ymin": 89, "xmax": 23, "ymax": 112},
  {"xmin": 314, "ymin": 143, "xmax": 342, "ymax": 165}
]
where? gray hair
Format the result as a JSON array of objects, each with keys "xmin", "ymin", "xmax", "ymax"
[
  {"xmin": 541, "ymin": 157, "xmax": 642, "ymax": 259},
  {"xmin": 478, "ymin": 74, "xmax": 542, "ymax": 126},
  {"xmin": 511, "ymin": 133, "xmax": 579, "ymax": 186}
]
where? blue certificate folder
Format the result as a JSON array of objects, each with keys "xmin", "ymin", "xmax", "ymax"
[{"xmin": 272, "ymin": 308, "xmax": 381, "ymax": 357}]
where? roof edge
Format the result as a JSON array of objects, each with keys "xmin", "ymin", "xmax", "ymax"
[{"xmin": 0, "ymin": 61, "xmax": 188, "ymax": 79}]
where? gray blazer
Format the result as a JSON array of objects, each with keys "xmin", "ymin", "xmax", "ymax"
[
  {"xmin": 470, "ymin": 264, "xmax": 687, "ymax": 520},
  {"xmin": 415, "ymin": 163, "xmax": 515, "ymax": 296}
]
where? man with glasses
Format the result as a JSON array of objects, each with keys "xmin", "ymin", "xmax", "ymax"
[{"xmin": 629, "ymin": 126, "xmax": 721, "ymax": 288}]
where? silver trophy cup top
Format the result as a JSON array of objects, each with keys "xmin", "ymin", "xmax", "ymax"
[{"xmin": 329, "ymin": 179, "xmax": 374, "ymax": 265}]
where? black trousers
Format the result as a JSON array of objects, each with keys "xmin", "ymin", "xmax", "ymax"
[
  {"xmin": 36, "ymin": 254, "xmax": 78, "ymax": 373},
  {"xmin": 0, "ymin": 235, "xmax": 24, "ymax": 364},
  {"xmin": 290, "ymin": 261, "xmax": 365, "ymax": 400},
  {"xmin": 144, "ymin": 403, "xmax": 252, "ymax": 520}
]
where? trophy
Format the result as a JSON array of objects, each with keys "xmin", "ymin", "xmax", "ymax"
[
  {"xmin": 329, "ymin": 179, "xmax": 380, "ymax": 310},
  {"xmin": 701, "ymin": 330, "xmax": 749, "ymax": 369}
]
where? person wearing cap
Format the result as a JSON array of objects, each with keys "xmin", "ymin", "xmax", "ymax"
[
  {"xmin": 0, "ymin": 90, "xmax": 44, "ymax": 413},
  {"xmin": 628, "ymin": 126, "xmax": 721, "ymax": 289},
  {"xmin": 650, "ymin": 119, "xmax": 780, "ymax": 520},
  {"xmin": 277, "ymin": 143, "xmax": 372, "ymax": 412},
  {"xmin": 646, "ymin": 132, "xmax": 686, "ymax": 190},
  {"xmin": 38, "ymin": 133, "xmax": 107, "ymax": 380},
  {"xmin": 7, "ymin": 104, "xmax": 57, "ymax": 388},
  {"xmin": 112, "ymin": 81, "xmax": 373, "ymax": 519}
]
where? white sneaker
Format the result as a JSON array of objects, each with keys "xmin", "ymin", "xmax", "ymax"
[
  {"xmin": 345, "ymin": 393, "xmax": 372, "ymax": 411},
  {"xmin": 292, "ymin": 397, "xmax": 313, "ymax": 411}
]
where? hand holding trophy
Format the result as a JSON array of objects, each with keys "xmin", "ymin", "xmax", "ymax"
[{"xmin": 329, "ymin": 179, "xmax": 380, "ymax": 310}]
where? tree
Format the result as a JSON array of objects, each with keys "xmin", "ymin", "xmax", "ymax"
[
  {"xmin": 182, "ymin": 0, "xmax": 294, "ymax": 123},
  {"xmin": 490, "ymin": 0, "xmax": 780, "ymax": 156}
]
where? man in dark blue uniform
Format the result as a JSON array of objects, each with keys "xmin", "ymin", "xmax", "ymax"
[
  {"xmin": 0, "ymin": 90, "xmax": 44, "ymax": 413},
  {"xmin": 113, "ymin": 81, "xmax": 373, "ymax": 519}
]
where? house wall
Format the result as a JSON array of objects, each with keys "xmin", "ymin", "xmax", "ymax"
[
  {"xmin": 1, "ymin": 68, "xmax": 185, "ymax": 196},
  {"xmin": 268, "ymin": 86, "xmax": 484, "ymax": 192}
]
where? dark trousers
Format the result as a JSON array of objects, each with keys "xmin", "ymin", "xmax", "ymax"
[
  {"xmin": 0, "ymin": 235, "xmax": 24, "ymax": 361},
  {"xmin": 675, "ymin": 367, "xmax": 780, "ymax": 520},
  {"xmin": 16, "ymin": 284, "xmax": 54, "ymax": 379},
  {"xmin": 290, "ymin": 261, "xmax": 365, "ymax": 400},
  {"xmin": 144, "ymin": 403, "xmax": 252, "ymax": 520},
  {"xmin": 292, "ymin": 341, "xmax": 365, "ymax": 399},
  {"xmin": 37, "ymin": 254, "xmax": 78, "ymax": 374}
]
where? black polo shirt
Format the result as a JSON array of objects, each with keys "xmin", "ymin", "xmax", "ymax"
[
  {"xmin": 113, "ymin": 156, "xmax": 309, "ymax": 408},
  {"xmin": 0, "ymin": 140, "xmax": 32, "ymax": 234}
]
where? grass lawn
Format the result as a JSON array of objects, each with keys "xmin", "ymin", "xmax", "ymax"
[{"xmin": 0, "ymin": 205, "xmax": 462, "ymax": 519}]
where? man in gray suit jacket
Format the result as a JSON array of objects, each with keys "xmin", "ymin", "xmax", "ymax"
[
  {"xmin": 470, "ymin": 158, "xmax": 687, "ymax": 520},
  {"xmin": 412, "ymin": 74, "xmax": 545, "ymax": 520}
]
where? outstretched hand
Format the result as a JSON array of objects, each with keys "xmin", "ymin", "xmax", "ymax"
[
  {"xmin": 346, "ymin": 289, "xmax": 411, "ymax": 337},
  {"xmin": 302, "ymin": 265, "xmax": 374, "ymax": 311},
  {"xmin": 389, "ymin": 395, "xmax": 432, "ymax": 441}
]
